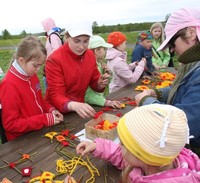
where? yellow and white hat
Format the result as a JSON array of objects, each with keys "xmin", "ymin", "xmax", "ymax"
[{"xmin": 117, "ymin": 104, "xmax": 190, "ymax": 166}]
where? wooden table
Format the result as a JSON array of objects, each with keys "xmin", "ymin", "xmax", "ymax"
[{"xmin": 0, "ymin": 68, "xmax": 177, "ymax": 183}]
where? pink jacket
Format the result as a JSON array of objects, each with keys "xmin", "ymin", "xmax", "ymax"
[
  {"xmin": 106, "ymin": 48, "xmax": 145, "ymax": 93},
  {"xmin": 93, "ymin": 138, "xmax": 200, "ymax": 183},
  {"xmin": 41, "ymin": 18, "xmax": 62, "ymax": 57}
]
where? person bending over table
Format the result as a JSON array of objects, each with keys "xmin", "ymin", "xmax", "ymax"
[{"xmin": 45, "ymin": 20, "xmax": 110, "ymax": 119}]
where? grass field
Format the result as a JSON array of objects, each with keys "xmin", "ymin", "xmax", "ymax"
[
  {"xmin": 0, "ymin": 33, "xmax": 177, "ymax": 94},
  {"xmin": 0, "ymin": 34, "xmax": 135, "ymax": 94}
]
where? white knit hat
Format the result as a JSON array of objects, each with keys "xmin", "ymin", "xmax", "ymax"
[{"xmin": 117, "ymin": 104, "xmax": 190, "ymax": 166}]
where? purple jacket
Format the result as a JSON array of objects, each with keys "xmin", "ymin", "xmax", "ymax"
[
  {"xmin": 106, "ymin": 48, "xmax": 145, "ymax": 93},
  {"xmin": 93, "ymin": 138, "xmax": 200, "ymax": 183}
]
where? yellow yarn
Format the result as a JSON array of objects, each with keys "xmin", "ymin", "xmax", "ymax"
[{"xmin": 56, "ymin": 156, "xmax": 100, "ymax": 183}]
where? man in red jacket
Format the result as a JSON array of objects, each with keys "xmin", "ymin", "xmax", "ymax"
[{"xmin": 45, "ymin": 20, "xmax": 110, "ymax": 118}]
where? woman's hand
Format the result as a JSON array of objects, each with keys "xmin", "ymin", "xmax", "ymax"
[
  {"xmin": 135, "ymin": 89, "xmax": 157, "ymax": 105},
  {"xmin": 76, "ymin": 141, "xmax": 97, "ymax": 156},
  {"xmin": 68, "ymin": 102, "xmax": 96, "ymax": 118}
]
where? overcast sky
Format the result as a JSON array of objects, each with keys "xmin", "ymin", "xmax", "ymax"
[{"xmin": 1, "ymin": 0, "xmax": 200, "ymax": 35}]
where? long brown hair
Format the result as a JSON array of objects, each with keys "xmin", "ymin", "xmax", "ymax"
[{"xmin": 150, "ymin": 22, "xmax": 164, "ymax": 44}]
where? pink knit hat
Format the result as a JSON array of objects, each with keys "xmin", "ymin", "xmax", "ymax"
[
  {"xmin": 158, "ymin": 8, "xmax": 200, "ymax": 51},
  {"xmin": 41, "ymin": 18, "xmax": 56, "ymax": 32}
]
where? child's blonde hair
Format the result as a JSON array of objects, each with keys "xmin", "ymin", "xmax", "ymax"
[
  {"xmin": 11, "ymin": 36, "xmax": 46, "ymax": 64},
  {"xmin": 150, "ymin": 22, "xmax": 165, "ymax": 44},
  {"xmin": 121, "ymin": 165, "xmax": 133, "ymax": 183}
]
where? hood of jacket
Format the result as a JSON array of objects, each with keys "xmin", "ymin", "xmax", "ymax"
[
  {"xmin": 41, "ymin": 18, "xmax": 56, "ymax": 32},
  {"xmin": 105, "ymin": 47, "xmax": 126, "ymax": 61}
]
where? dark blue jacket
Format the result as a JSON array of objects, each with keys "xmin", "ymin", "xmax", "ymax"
[
  {"xmin": 131, "ymin": 43, "xmax": 154, "ymax": 72},
  {"xmin": 141, "ymin": 61, "xmax": 200, "ymax": 146}
]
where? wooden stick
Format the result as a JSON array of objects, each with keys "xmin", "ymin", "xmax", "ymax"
[
  {"xmin": 104, "ymin": 162, "xmax": 108, "ymax": 183},
  {"xmin": 3, "ymin": 160, "xmax": 22, "ymax": 175}
]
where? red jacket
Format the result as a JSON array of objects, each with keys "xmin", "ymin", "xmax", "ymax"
[
  {"xmin": 45, "ymin": 43, "xmax": 102, "ymax": 112},
  {"xmin": 0, "ymin": 65, "xmax": 55, "ymax": 141}
]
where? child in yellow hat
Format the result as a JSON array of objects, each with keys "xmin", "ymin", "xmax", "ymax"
[{"xmin": 74, "ymin": 104, "xmax": 200, "ymax": 183}]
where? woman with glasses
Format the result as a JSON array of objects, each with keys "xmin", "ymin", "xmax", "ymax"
[{"xmin": 135, "ymin": 8, "xmax": 200, "ymax": 155}]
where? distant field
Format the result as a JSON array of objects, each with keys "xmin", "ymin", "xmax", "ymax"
[
  {"xmin": 0, "ymin": 39, "xmax": 20, "ymax": 47},
  {"xmin": 0, "ymin": 32, "xmax": 177, "ymax": 94},
  {"xmin": 0, "ymin": 32, "xmax": 137, "ymax": 84}
]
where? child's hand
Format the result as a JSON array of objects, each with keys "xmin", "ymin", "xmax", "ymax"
[
  {"xmin": 137, "ymin": 58, "xmax": 146, "ymax": 68},
  {"xmin": 52, "ymin": 110, "xmax": 63, "ymax": 125},
  {"xmin": 102, "ymin": 64, "xmax": 111, "ymax": 75},
  {"xmin": 64, "ymin": 175, "xmax": 77, "ymax": 183},
  {"xmin": 152, "ymin": 71, "xmax": 160, "ymax": 76},
  {"xmin": 98, "ymin": 73, "xmax": 111, "ymax": 89},
  {"xmin": 154, "ymin": 64, "xmax": 160, "ymax": 70},
  {"xmin": 76, "ymin": 141, "xmax": 96, "ymax": 156},
  {"xmin": 68, "ymin": 102, "xmax": 96, "ymax": 119},
  {"xmin": 142, "ymin": 75, "xmax": 151, "ymax": 80},
  {"xmin": 140, "ymin": 57, "xmax": 146, "ymax": 64},
  {"xmin": 160, "ymin": 65, "xmax": 167, "ymax": 69},
  {"xmin": 106, "ymin": 100, "xmax": 121, "ymax": 108}
]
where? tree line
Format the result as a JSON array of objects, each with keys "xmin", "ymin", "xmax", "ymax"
[
  {"xmin": 92, "ymin": 21, "xmax": 163, "ymax": 34},
  {"xmin": 0, "ymin": 15, "xmax": 170, "ymax": 40}
]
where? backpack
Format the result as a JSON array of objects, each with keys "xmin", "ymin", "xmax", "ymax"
[{"xmin": 48, "ymin": 32, "xmax": 64, "ymax": 45}]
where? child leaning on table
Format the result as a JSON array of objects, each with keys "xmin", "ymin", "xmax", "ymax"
[
  {"xmin": 105, "ymin": 31, "xmax": 146, "ymax": 93},
  {"xmin": 84, "ymin": 35, "xmax": 121, "ymax": 108},
  {"xmin": 69, "ymin": 104, "xmax": 200, "ymax": 183},
  {"xmin": 0, "ymin": 36, "xmax": 63, "ymax": 142}
]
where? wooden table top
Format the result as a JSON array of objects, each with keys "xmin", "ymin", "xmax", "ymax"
[{"xmin": 0, "ymin": 68, "xmax": 177, "ymax": 183}]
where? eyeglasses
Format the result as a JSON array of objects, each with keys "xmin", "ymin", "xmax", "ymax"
[{"xmin": 168, "ymin": 33, "xmax": 180, "ymax": 49}]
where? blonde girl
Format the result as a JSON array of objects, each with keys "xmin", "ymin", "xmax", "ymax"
[{"xmin": 150, "ymin": 22, "xmax": 171, "ymax": 69}]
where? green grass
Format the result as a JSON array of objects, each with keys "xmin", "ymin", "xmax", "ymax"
[
  {"xmin": 0, "ymin": 34, "xmax": 178, "ymax": 95},
  {"xmin": 0, "ymin": 39, "xmax": 20, "ymax": 47},
  {"xmin": 0, "ymin": 35, "xmax": 136, "ymax": 95},
  {"xmin": 98, "ymin": 31, "xmax": 139, "ymax": 44}
]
